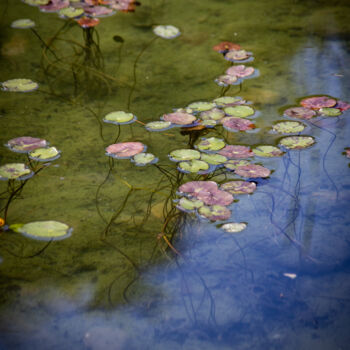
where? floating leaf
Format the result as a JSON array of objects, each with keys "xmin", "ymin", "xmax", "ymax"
[
  {"xmin": 200, "ymin": 153, "xmax": 227, "ymax": 165},
  {"xmin": 279, "ymin": 136, "xmax": 315, "ymax": 150},
  {"xmin": 199, "ymin": 108, "xmax": 225, "ymax": 121},
  {"xmin": 218, "ymin": 145, "xmax": 254, "ymax": 159},
  {"xmin": 6, "ymin": 137, "xmax": 47, "ymax": 153},
  {"xmin": 29, "ymin": 147, "xmax": 60, "ymax": 161},
  {"xmin": 272, "ymin": 121, "xmax": 306, "ymax": 134},
  {"xmin": 252, "ymin": 145, "xmax": 284, "ymax": 157},
  {"xmin": 176, "ymin": 197, "xmax": 204, "ymax": 212},
  {"xmin": 335, "ymin": 100, "xmax": 350, "ymax": 111},
  {"xmin": 132, "ymin": 153, "xmax": 157, "ymax": 166},
  {"xmin": 213, "ymin": 41, "xmax": 241, "ymax": 53},
  {"xmin": 153, "ymin": 25, "xmax": 180, "ymax": 39},
  {"xmin": 202, "ymin": 119, "xmax": 217, "ymax": 127},
  {"xmin": 195, "ymin": 188, "xmax": 233, "ymax": 206},
  {"xmin": 84, "ymin": 6, "xmax": 115, "ymax": 17},
  {"xmin": 235, "ymin": 164, "xmax": 271, "ymax": 178},
  {"xmin": 300, "ymin": 96, "xmax": 336, "ymax": 109},
  {"xmin": 198, "ymin": 205, "xmax": 231, "ymax": 221},
  {"xmin": 103, "ymin": 111, "xmax": 136, "ymax": 125},
  {"xmin": 224, "ymin": 159, "xmax": 250, "ymax": 170},
  {"xmin": 221, "ymin": 222, "xmax": 247, "ymax": 233},
  {"xmin": 284, "ymin": 107, "xmax": 316, "ymax": 120},
  {"xmin": 345, "ymin": 148, "xmax": 350, "ymax": 158},
  {"xmin": 178, "ymin": 160, "xmax": 209, "ymax": 173},
  {"xmin": 226, "ymin": 65, "xmax": 255, "ymax": 78},
  {"xmin": 220, "ymin": 181, "xmax": 256, "ymax": 194},
  {"xmin": 106, "ymin": 142, "xmax": 146, "ymax": 159},
  {"xmin": 169, "ymin": 149, "xmax": 201, "ymax": 162},
  {"xmin": 0, "ymin": 163, "xmax": 33, "ymax": 180},
  {"xmin": 40, "ymin": 0, "xmax": 70, "ymax": 12},
  {"xmin": 15, "ymin": 221, "xmax": 72, "ymax": 241},
  {"xmin": 76, "ymin": 17, "xmax": 100, "ymax": 28},
  {"xmin": 58, "ymin": 6, "xmax": 84, "ymax": 18},
  {"xmin": 221, "ymin": 117, "xmax": 255, "ymax": 131},
  {"xmin": 196, "ymin": 137, "xmax": 225, "ymax": 151},
  {"xmin": 224, "ymin": 50, "xmax": 252, "ymax": 62},
  {"xmin": 24, "ymin": 0, "xmax": 50, "ymax": 5},
  {"xmin": 187, "ymin": 101, "xmax": 216, "ymax": 112},
  {"xmin": 319, "ymin": 107, "xmax": 341, "ymax": 117},
  {"xmin": 224, "ymin": 105, "xmax": 255, "ymax": 118},
  {"xmin": 178, "ymin": 181, "xmax": 219, "ymax": 197},
  {"xmin": 213, "ymin": 96, "xmax": 245, "ymax": 107},
  {"xmin": 11, "ymin": 19, "xmax": 35, "ymax": 29},
  {"xmin": 1, "ymin": 78, "xmax": 38, "ymax": 92},
  {"xmin": 215, "ymin": 74, "xmax": 238, "ymax": 86},
  {"xmin": 162, "ymin": 112, "xmax": 196, "ymax": 125},
  {"xmin": 145, "ymin": 120, "xmax": 172, "ymax": 131}
]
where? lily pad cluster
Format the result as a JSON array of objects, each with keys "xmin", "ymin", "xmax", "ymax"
[{"xmin": 22, "ymin": 0, "xmax": 140, "ymax": 28}]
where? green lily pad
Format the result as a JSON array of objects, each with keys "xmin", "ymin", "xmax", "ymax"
[
  {"xmin": 176, "ymin": 197, "xmax": 204, "ymax": 211},
  {"xmin": 145, "ymin": 121, "xmax": 172, "ymax": 131},
  {"xmin": 279, "ymin": 136, "xmax": 315, "ymax": 150},
  {"xmin": 221, "ymin": 222, "xmax": 247, "ymax": 233},
  {"xmin": 0, "ymin": 163, "xmax": 33, "ymax": 180},
  {"xmin": 252, "ymin": 145, "xmax": 284, "ymax": 157},
  {"xmin": 14, "ymin": 221, "xmax": 72, "ymax": 241},
  {"xmin": 58, "ymin": 7, "xmax": 84, "ymax": 18},
  {"xmin": 169, "ymin": 149, "xmax": 201, "ymax": 162},
  {"xmin": 272, "ymin": 121, "xmax": 306, "ymax": 134},
  {"xmin": 224, "ymin": 105, "xmax": 255, "ymax": 118},
  {"xmin": 178, "ymin": 160, "xmax": 209, "ymax": 173},
  {"xmin": 196, "ymin": 137, "xmax": 225, "ymax": 151},
  {"xmin": 1, "ymin": 79, "xmax": 38, "ymax": 92},
  {"xmin": 319, "ymin": 107, "xmax": 342, "ymax": 117},
  {"xmin": 153, "ymin": 25, "xmax": 180, "ymax": 39},
  {"xmin": 187, "ymin": 101, "xmax": 216, "ymax": 112},
  {"xmin": 29, "ymin": 147, "xmax": 60, "ymax": 161},
  {"xmin": 103, "ymin": 111, "xmax": 136, "ymax": 125},
  {"xmin": 23, "ymin": 0, "xmax": 49, "ymax": 5},
  {"xmin": 198, "ymin": 205, "xmax": 231, "ymax": 221},
  {"xmin": 224, "ymin": 159, "xmax": 250, "ymax": 170},
  {"xmin": 200, "ymin": 153, "xmax": 227, "ymax": 165},
  {"xmin": 199, "ymin": 108, "xmax": 225, "ymax": 121},
  {"xmin": 11, "ymin": 19, "xmax": 35, "ymax": 29},
  {"xmin": 132, "ymin": 153, "xmax": 157, "ymax": 166},
  {"xmin": 213, "ymin": 96, "xmax": 244, "ymax": 107},
  {"xmin": 202, "ymin": 120, "xmax": 217, "ymax": 127}
]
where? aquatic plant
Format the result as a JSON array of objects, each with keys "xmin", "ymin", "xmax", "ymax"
[
  {"xmin": 106, "ymin": 142, "xmax": 146, "ymax": 159},
  {"xmin": 153, "ymin": 25, "xmax": 180, "ymax": 39},
  {"xmin": 220, "ymin": 222, "xmax": 247, "ymax": 233},
  {"xmin": 5, "ymin": 137, "xmax": 48, "ymax": 153},
  {"xmin": 0, "ymin": 163, "xmax": 33, "ymax": 181},
  {"xmin": 1, "ymin": 79, "xmax": 39, "ymax": 92},
  {"xmin": 11, "ymin": 18, "xmax": 35, "ymax": 29}
]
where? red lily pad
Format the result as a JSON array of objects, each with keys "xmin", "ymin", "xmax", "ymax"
[
  {"xmin": 221, "ymin": 117, "xmax": 255, "ymax": 131},
  {"xmin": 226, "ymin": 65, "xmax": 255, "ymax": 78},
  {"xmin": 218, "ymin": 145, "xmax": 254, "ymax": 159},
  {"xmin": 213, "ymin": 41, "xmax": 241, "ymax": 53},
  {"xmin": 106, "ymin": 142, "xmax": 145, "ymax": 158},
  {"xmin": 335, "ymin": 100, "xmax": 350, "ymax": 111},
  {"xmin": 220, "ymin": 181, "xmax": 256, "ymax": 194},
  {"xmin": 162, "ymin": 112, "xmax": 196, "ymax": 125},
  {"xmin": 300, "ymin": 96, "xmax": 337, "ymax": 109},
  {"xmin": 284, "ymin": 107, "xmax": 316, "ymax": 120},
  {"xmin": 6, "ymin": 136, "xmax": 47, "ymax": 153},
  {"xmin": 76, "ymin": 17, "xmax": 100, "ymax": 28},
  {"xmin": 235, "ymin": 164, "xmax": 271, "ymax": 178},
  {"xmin": 198, "ymin": 205, "xmax": 231, "ymax": 221},
  {"xmin": 178, "ymin": 181, "xmax": 218, "ymax": 196}
]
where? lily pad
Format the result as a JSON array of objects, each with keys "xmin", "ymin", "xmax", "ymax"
[
  {"xmin": 221, "ymin": 117, "xmax": 255, "ymax": 131},
  {"xmin": 15, "ymin": 221, "xmax": 72, "ymax": 241},
  {"xmin": 272, "ymin": 121, "xmax": 306, "ymax": 134},
  {"xmin": 300, "ymin": 96, "xmax": 336, "ymax": 109},
  {"xmin": 132, "ymin": 153, "xmax": 158, "ymax": 166},
  {"xmin": 84, "ymin": 6, "xmax": 115, "ymax": 18},
  {"xmin": 6, "ymin": 137, "xmax": 47, "ymax": 153},
  {"xmin": 235, "ymin": 164, "xmax": 271, "ymax": 178},
  {"xmin": 213, "ymin": 41, "xmax": 241, "ymax": 53},
  {"xmin": 23, "ymin": 0, "xmax": 49, "ymax": 5},
  {"xmin": 202, "ymin": 120, "xmax": 217, "ymax": 127},
  {"xmin": 196, "ymin": 189, "xmax": 234, "ymax": 206},
  {"xmin": 335, "ymin": 100, "xmax": 350, "ymax": 111},
  {"xmin": 198, "ymin": 205, "xmax": 231, "ymax": 221},
  {"xmin": 221, "ymin": 222, "xmax": 247, "ymax": 233},
  {"xmin": 11, "ymin": 19, "xmax": 35, "ymax": 29},
  {"xmin": 76, "ymin": 17, "xmax": 100, "ymax": 28},
  {"xmin": 196, "ymin": 137, "xmax": 225, "ymax": 151},
  {"xmin": 345, "ymin": 148, "xmax": 350, "ymax": 158},
  {"xmin": 153, "ymin": 25, "xmax": 180, "ymax": 39},
  {"xmin": 162, "ymin": 112, "xmax": 196, "ymax": 125},
  {"xmin": 58, "ymin": 7, "xmax": 84, "ymax": 18},
  {"xmin": 224, "ymin": 105, "xmax": 255, "ymax": 118},
  {"xmin": 176, "ymin": 197, "xmax": 204, "ymax": 212},
  {"xmin": 29, "ymin": 147, "xmax": 61, "ymax": 161},
  {"xmin": 1, "ymin": 79, "xmax": 38, "ymax": 92},
  {"xmin": 199, "ymin": 108, "xmax": 225, "ymax": 121},
  {"xmin": 187, "ymin": 102, "xmax": 216, "ymax": 112},
  {"xmin": 178, "ymin": 181, "xmax": 219, "ymax": 197},
  {"xmin": 224, "ymin": 159, "xmax": 251, "ymax": 170},
  {"xmin": 215, "ymin": 74, "xmax": 238, "ymax": 86},
  {"xmin": 226, "ymin": 65, "xmax": 255, "ymax": 78},
  {"xmin": 0, "ymin": 163, "xmax": 33, "ymax": 180},
  {"xmin": 169, "ymin": 149, "xmax": 201, "ymax": 162},
  {"xmin": 178, "ymin": 160, "xmax": 210, "ymax": 173},
  {"xmin": 224, "ymin": 50, "xmax": 252, "ymax": 62},
  {"xmin": 200, "ymin": 153, "xmax": 227, "ymax": 165},
  {"xmin": 218, "ymin": 145, "xmax": 254, "ymax": 159},
  {"xmin": 103, "ymin": 111, "xmax": 136, "ymax": 125},
  {"xmin": 40, "ymin": 0, "xmax": 70, "ymax": 12},
  {"xmin": 319, "ymin": 107, "xmax": 341, "ymax": 117},
  {"xmin": 220, "ymin": 181, "xmax": 256, "ymax": 194},
  {"xmin": 279, "ymin": 136, "xmax": 315, "ymax": 150},
  {"xmin": 252, "ymin": 145, "xmax": 284, "ymax": 157},
  {"xmin": 213, "ymin": 96, "xmax": 245, "ymax": 107},
  {"xmin": 106, "ymin": 142, "xmax": 146, "ymax": 159},
  {"xmin": 145, "ymin": 120, "xmax": 172, "ymax": 131},
  {"xmin": 284, "ymin": 107, "xmax": 316, "ymax": 120}
]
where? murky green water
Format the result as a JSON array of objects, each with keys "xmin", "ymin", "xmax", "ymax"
[{"xmin": 1, "ymin": 0, "xmax": 350, "ymax": 349}]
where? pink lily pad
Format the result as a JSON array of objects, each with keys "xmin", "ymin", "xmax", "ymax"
[
  {"xmin": 215, "ymin": 74, "xmax": 238, "ymax": 86},
  {"xmin": 284, "ymin": 107, "xmax": 316, "ymax": 120},
  {"xmin": 196, "ymin": 189, "xmax": 234, "ymax": 206},
  {"xmin": 226, "ymin": 65, "xmax": 255, "ymax": 78},
  {"xmin": 220, "ymin": 181, "xmax": 256, "ymax": 194},
  {"xmin": 40, "ymin": 0, "xmax": 69, "ymax": 12},
  {"xmin": 178, "ymin": 181, "xmax": 218, "ymax": 196},
  {"xmin": 300, "ymin": 96, "xmax": 336, "ymax": 109},
  {"xmin": 235, "ymin": 164, "xmax": 271, "ymax": 178},
  {"xmin": 162, "ymin": 112, "xmax": 196, "ymax": 125},
  {"xmin": 106, "ymin": 142, "xmax": 145, "ymax": 158},
  {"xmin": 224, "ymin": 50, "xmax": 252, "ymax": 62},
  {"xmin": 84, "ymin": 6, "xmax": 114, "ymax": 17},
  {"xmin": 218, "ymin": 145, "xmax": 254, "ymax": 159},
  {"xmin": 6, "ymin": 136, "xmax": 47, "ymax": 153},
  {"xmin": 221, "ymin": 117, "xmax": 255, "ymax": 131},
  {"xmin": 346, "ymin": 148, "xmax": 350, "ymax": 158},
  {"xmin": 198, "ymin": 205, "xmax": 231, "ymax": 221},
  {"xmin": 335, "ymin": 100, "xmax": 350, "ymax": 112}
]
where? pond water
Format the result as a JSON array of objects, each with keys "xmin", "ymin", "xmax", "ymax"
[{"xmin": 1, "ymin": 0, "xmax": 350, "ymax": 349}]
